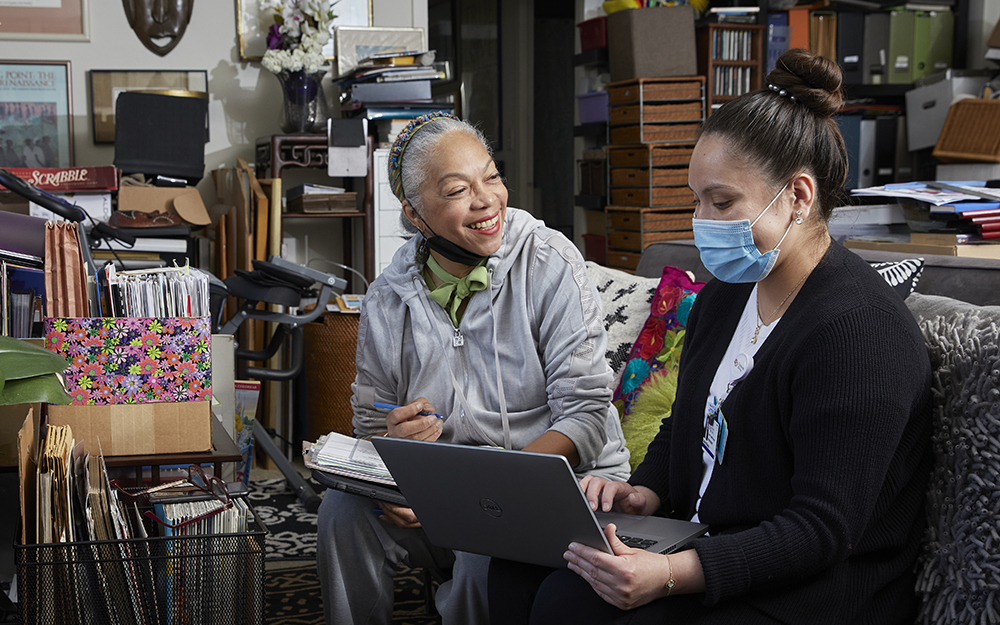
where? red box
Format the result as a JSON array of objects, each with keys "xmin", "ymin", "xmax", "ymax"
[
  {"xmin": 578, "ymin": 16, "xmax": 608, "ymax": 52},
  {"xmin": 583, "ymin": 234, "xmax": 607, "ymax": 265}
]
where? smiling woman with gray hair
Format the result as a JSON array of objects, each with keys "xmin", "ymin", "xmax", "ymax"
[{"xmin": 315, "ymin": 112, "xmax": 631, "ymax": 625}]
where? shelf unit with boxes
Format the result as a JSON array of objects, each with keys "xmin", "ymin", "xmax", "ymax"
[
  {"xmin": 604, "ymin": 77, "xmax": 704, "ymax": 273},
  {"xmin": 696, "ymin": 23, "xmax": 764, "ymax": 114}
]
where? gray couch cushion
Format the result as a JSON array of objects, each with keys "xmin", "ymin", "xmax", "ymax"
[{"xmin": 906, "ymin": 292, "xmax": 1000, "ymax": 624}]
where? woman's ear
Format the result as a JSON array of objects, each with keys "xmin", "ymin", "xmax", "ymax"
[
  {"xmin": 401, "ymin": 200, "xmax": 422, "ymax": 232},
  {"xmin": 789, "ymin": 172, "xmax": 817, "ymax": 221}
]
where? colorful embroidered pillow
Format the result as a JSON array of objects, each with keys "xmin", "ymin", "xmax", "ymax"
[
  {"xmin": 613, "ymin": 266, "xmax": 704, "ymax": 416},
  {"xmin": 585, "ymin": 262, "xmax": 660, "ymax": 390}
]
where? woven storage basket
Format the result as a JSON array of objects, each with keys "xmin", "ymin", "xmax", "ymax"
[
  {"xmin": 304, "ymin": 312, "xmax": 360, "ymax": 441},
  {"xmin": 933, "ymin": 99, "xmax": 1000, "ymax": 163}
]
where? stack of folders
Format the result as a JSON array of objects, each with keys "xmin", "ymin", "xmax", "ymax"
[
  {"xmin": 97, "ymin": 263, "xmax": 210, "ymax": 318},
  {"xmin": 308, "ymin": 433, "xmax": 396, "ymax": 485}
]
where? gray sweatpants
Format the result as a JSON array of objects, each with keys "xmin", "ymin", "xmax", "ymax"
[{"xmin": 316, "ymin": 488, "xmax": 490, "ymax": 624}]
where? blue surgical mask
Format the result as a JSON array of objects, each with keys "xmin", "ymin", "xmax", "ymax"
[{"xmin": 692, "ymin": 183, "xmax": 791, "ymax": 283}]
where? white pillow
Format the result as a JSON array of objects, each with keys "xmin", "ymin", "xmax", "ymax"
[{"xmin": 585, "ymin": 262, "xmax": 660, "ymax": 390}]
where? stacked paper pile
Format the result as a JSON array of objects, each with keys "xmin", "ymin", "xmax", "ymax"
[{"xmin": 311, "ymin": 432, "xmax": 395, "ymax": 485}]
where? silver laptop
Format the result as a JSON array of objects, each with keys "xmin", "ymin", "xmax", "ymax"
[{"xmin": 372, "ymin": 437, "xmax": 708, "ymax": 569}]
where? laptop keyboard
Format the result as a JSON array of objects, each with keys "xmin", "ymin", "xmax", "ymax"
[{"xmin": 616, "ymin": 534, "xmax": 658, "ymax": 550}]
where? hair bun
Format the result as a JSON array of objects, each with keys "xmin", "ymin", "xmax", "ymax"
[{"xmin": 766, "ymin": 48, "xmax": 843, "ymax": 117}]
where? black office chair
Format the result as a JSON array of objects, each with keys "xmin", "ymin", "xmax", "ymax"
[{"xmin": 214, "ymin": 255, "xmax": 347, "ymax": 512}]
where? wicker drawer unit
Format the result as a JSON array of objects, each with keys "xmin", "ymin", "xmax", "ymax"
[
  {"xmin": 610, "ymin": 186, "xmax": 695, "ymax": 207},
  {"xmin": 608, "ymin": 144, "xmax": 695, "ymax": 168},
  {"xmin": 610, "ymin": 123, "xmax": 700, "ymax": 145},
  {"xmin": 606, "ymin": 206, "xmax": 694, "ymax": 260},
  {"xmin": 608, "ymin": 77, "xmax": 706, "ymax": 105},
  {"xmin": 606, "ymin": 249, "xmax": 644, "ymax": 271},
  {"xmin": 611, "ymin": 167, "xmax": 689, "ymax": 188},
  {"xmin": 608, "ymin": 102, "xmax": 703, "ymax": 125},
  {"xmin": 607, "ymin": 77, "xmax": 705, "ymax": 146}
]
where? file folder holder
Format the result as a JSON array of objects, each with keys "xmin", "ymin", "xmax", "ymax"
[{"xmin": 14, "ymin": 496, "xmax": 267, "ymax": 625}]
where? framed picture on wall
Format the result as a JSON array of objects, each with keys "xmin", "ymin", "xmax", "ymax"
[
  {"xmin": 0, "ymin": 0, "xmax": 89, "ymax": 41},
  {"xmin": 89, "ymin": 70, "xmax": 208, "ymax": 144},
  {"xmin": 237, "ymin": 0, "xmax": 372, "ymax": 62},
  {"xmin": 0, "ymin": 60, "xmax": 74, "ymax": 167},
  {"xmin": 334, "ymin": 27, "xmax": 426, "ymax": 78}
]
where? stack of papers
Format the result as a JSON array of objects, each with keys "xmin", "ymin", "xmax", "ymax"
[{"xmin": 308, "ymin": 433, "xmax": 396, "ymax": 485}]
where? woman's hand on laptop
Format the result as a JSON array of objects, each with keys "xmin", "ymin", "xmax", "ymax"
[
  {"xmin": 375, "ymin": 501, "xmax": 422, "ymax": 529},
  {"xmin": 579, "ymin": 476, "xmax": 661, "ymax": 516},
  {"xmin": 564, "ymin": 526, "xmax": 705, "ymax": 610},
  {"xmin": 385, "ymin": 398, "xmax": 443, "ymax": 441}
]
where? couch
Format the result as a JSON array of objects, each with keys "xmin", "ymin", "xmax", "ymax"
[{"xmin": 589, "ymin": 241, "xmax": 1000, "ymax": 624}]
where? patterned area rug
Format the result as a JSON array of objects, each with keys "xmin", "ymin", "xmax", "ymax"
[
  {"xmin": 265, "ymin": 563, "xmax": 441, "ymax": 625},
  {"xmin": 250, "ymin": 478, "xmax": 442, "ymax": 624}
]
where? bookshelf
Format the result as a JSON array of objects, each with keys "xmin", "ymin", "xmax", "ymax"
[{"xmin": 696, "ymin": 23, "xmax": 765, "ymax": 115}]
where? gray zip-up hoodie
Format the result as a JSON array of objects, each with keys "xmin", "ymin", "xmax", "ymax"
[{"xmin": 350, "ymin": 207, "xmax": 631, "ymax": 480}]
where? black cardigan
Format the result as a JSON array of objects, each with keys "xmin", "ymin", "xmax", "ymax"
[{"xmin": 630, "ymin": 240, "xmax": 932, "ymax": 624}]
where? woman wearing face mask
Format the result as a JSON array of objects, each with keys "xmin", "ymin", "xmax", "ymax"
[
  {"xmin": 315, "ymin": 112, "xmax": 631, "ymax": 625},
  {"xmin": 488, "ymin": 48, "xmax": 932, "ymax": 625}
]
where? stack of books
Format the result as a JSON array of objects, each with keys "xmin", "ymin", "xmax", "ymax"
[
  {"xmin": 285, "ymin": 183, "xmax": 358, "ymax": 214},
  {"xmin": 844, "ymin": 181, "xmax": 1000, "ymax": 258},
  {"xmin": 338, "ymin": 50, "xmax": 454, "ymax": 144}
]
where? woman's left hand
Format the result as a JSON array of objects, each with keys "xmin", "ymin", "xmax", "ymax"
[{"xmin": 564, "ymin": 523, "xmax": 677, "ymax": 611}]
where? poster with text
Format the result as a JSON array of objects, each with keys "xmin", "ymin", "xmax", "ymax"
[{"xmin": 0, "ymin": 61, "xmax": 73, "ymax": 168}]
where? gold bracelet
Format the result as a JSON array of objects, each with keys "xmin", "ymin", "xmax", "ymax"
[{"xmin": 664, "ymin": 554, "xmax": 676, "ymax": 597}]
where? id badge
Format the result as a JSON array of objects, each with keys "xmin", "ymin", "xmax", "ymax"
[
  {"xmin": 716, "ymin": 409, "xmax": 728, "ymax": 465},
  {"xmin": 702, "ymin": 412, "xmax": 719, "ymax": 462}
]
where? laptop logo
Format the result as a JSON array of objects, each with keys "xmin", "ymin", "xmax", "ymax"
[{"xmin": 479, "ymin": 498, "xmax": 502, "ymax": 517}]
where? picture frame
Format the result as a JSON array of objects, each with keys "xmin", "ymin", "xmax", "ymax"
[
  {"xmin": 334, "ymin": 26, "xmax": 426, "ymax": 79},
  {"xmin": 0, "ymin": 0, "xmax": 90, "ymax": 41},
  {"xmin": 237, "ymin": 0, "xmax": 373, "ymax": 62},
  {"xmin": 0, "ymin": 60, "xmax": 74, "ymax": 167},
  {"xmin": 89, "ymin": 70, "xmax": 208, "ymax": 144}
]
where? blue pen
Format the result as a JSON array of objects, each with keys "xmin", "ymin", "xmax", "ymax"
[{"xmin": 373, "ymin": 402, "xmax": 445, "ymax": 420}]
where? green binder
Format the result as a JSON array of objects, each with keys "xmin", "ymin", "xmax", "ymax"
[
  {"xmin": 888, "ymin": 9, "xmax": 915, "ymax": 85},
  {"xmin": 913, "ymin": 10, "xmax": 954, "ymax": 81}
]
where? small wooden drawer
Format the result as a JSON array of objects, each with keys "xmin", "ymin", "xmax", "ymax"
[
  {"xmin": 607, "ymin": 77, "xmax": 706, "ymax": 106},
  {"xmin": 607, "ymin": 207, "xmax": 694, "ymax": 231},
  {"xmin": 611, "ymin": 187, "xmax": 695, "ymax": 207},
  {"xmin": 610, "ymin": 123, "xmax": 700, "ymax": 145},
  {"xmin": 609, "ymin": 102, "xmax": 703, "ymax": 126},
  {"xmin": 608, "ymin": 229, "xmax": 694, "ymax": 251},
  {"xmin": 606, "ymin": 250, "xmax": 642, "ymax": 271},
  {"xmin": 610, "ymin": 168, "xmax": 689, "ymax": 188},
  {"xmin": 608, "ymin": 145, "xmax": 695, "ymax": 168}
]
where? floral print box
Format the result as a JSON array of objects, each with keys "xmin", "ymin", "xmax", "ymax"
[
  {"xmin": 43, "ymin": 317, "xmax": 213, "ymax": 456},
  {"xmin": 44, "ymin": 317, "xmax": 212, "ymax": 405}
]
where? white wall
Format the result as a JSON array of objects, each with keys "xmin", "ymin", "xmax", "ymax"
[{"xmin": 0, "ymin": 0, "xmax": 427, "ymax": 214}]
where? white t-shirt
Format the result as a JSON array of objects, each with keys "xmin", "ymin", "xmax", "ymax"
[{"xmin": 692, "ymin": 285, "xmax": 779, "ymax": 523}]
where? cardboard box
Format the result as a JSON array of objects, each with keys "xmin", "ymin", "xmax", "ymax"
[
  {"xmin": 42, "ymin": 316, "xmax": 213, "ymax": 456},
  {"xmin": 117, "ymin": 186, "xmax": 212, "ymax": 226},
  {"xmin": 46, "ymin": 400, "xmax": 212, "ymax": 456},
  {"xmin": 0, "ymin": 403, "xmax": 37, "ymax": 467},
  {"xmin": 608, "ymin": 6, "xmax": 697, "ymax": 83}
]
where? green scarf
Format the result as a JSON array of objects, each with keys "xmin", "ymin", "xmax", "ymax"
[{"xmin": 425, "ymin": 257, "xmax": 488, "ymax": 327}]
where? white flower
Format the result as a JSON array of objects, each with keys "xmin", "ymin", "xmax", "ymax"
[{"xmin": 260, "ymin": 0, "xmax": 333, "ymax": 75}]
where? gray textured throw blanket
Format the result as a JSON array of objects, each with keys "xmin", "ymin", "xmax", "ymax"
[{"xmin": 907, "ymin": 293, "xmax": 1000, "ymax": 624}]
